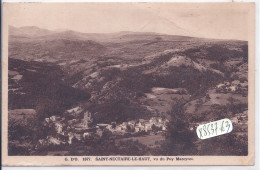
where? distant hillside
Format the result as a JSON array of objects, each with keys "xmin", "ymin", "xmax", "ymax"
[
  {"xmin": 8, "ymin": 26, "xmax": 248, "ymax": 123},
  {"xmin": 8, "ymin": 58, "xmax": 90, "ymax": 119},
  {"xmin": 9, "ymin": 26, "xmax": 243, "ymax": 62},
  {"xmin": 9, "ymin": 38, "xmax": 107, "ymax": 61},
  {"xmin": 9, "ymin": 26, "xmax": 54, "ymax": 37},
  {"xmin": 9, "ymin": 26, "xmax": 198, "ymax": 42}
]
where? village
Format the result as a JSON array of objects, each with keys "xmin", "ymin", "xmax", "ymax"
[
  {"xmin": 38, "ymin": 107, "xmax": 169, "ymax": 146},
  {"xmin": 215, "ymin": 80, "xmax": 248, "ymax": 95}
]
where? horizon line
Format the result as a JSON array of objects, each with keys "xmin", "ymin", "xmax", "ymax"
[{"xmin": 9, "ymin": 25, "xmax": 247, "ymax": 42}]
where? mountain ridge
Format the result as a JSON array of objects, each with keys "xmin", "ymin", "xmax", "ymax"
[{"xmin": 9, "ymin": 25, "xmax": 245, "ymax": 42}]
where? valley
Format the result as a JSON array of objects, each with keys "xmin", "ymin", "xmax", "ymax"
[{"xmin": 8, "ymin": 26, "xmax": 248, "ymax": 156}]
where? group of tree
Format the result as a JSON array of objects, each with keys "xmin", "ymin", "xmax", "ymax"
[{"xmin": 161, "ymin": 100, "xmax": 197, "ymax": 155}]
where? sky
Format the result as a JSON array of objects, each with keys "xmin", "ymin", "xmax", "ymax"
[{"xmin": 3, "ymin": 3, "xmax": 253, "ymax": 40}]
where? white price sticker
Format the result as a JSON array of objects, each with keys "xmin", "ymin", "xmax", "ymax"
[{"xmin": 196, "ymin": 118, "xmax": 233, "ymax": 140}]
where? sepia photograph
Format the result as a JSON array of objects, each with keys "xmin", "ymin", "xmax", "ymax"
[{"xmin": 2, "ymin": 2, "xmax": 255, "ymax": 166}]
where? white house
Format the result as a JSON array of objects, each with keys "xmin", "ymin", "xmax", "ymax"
[
  {"xmin": 68, "ymin": 132, "xmax": 74, "ymax": 144},
  {"xmin": 96, "ymin": 129, "xmax": 103, "ymax": 137},
  {"xmin": 55, "ymin": 122, "xmax": 64, "ymax": 134},
  {"xmin": 229, "ymin": 86, "xmax": 236, "ymax": 92},
  {"xmin": 83, "ymin": 132, "xmax": 91, "ymax": 139},
  {"xmin": 50, "ymin": 115, "xmax": 61, "ymax": 122},
  {"xmin": 162, "ymin": 125, "xmax": 167, "ymax": 131},
  {"xmin": 48, "ymin": 137, "xmax": 62, "ymax": 145},
  {"xmin": 144, "ymin": 123, "xmax": 152, "ymax": 132},
  {"xmin": 74, "ymin": 133, "xmax": 83, "ymax": 141},
  {"xmin": 45, "ymin": 118, "xmax": 50, "ymax": 123}
]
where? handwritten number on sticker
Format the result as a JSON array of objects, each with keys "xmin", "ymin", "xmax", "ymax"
[
  {"xmin": 196, "ymin": 118, "xmax": 233, "ymax": 140},
  {"xmin": 215, "ymin": 122, "xmax": 218, "ymax": 136},
  {"xmin": 226, "ymin": 121, "xmax": 230, "ymax": 133},
  {"xmin": 220, "ymin": 120, "xmax": 225, "ymax": 132},
  {"xmin": 203, "ymin": 125, "xmax": 207, "ymax": 136},
  {"xmin": 211, "ymin": 124, "xmax": 214, "ymax": 135},
  {"xmin": 207, "ymin": 124, "xmax": 211, "ymax": 135},
  {"xmin": 198, "ymin": 128, "xmax": 203, "ymax": 138}
]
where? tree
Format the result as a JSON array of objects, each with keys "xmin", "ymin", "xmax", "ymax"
[
  {"xmin": 126, "ymin": 125, "xmax": 134, "ymax": 132},
  {"xmin": 205, "ymin": 94, "xmax": 211, "ymax": 102},
  {"xmin": 102, "ymin": 129, "xmax": 113, "ymax": 139},
  {"xmin": 199, "ymin": 133, "xmax": 248, "ymax": 155},
  {"xmin": 152, "ymin": 124, "xmax": 162, "ymax": 131},
  {"xmin": 241, "ymin": 45, "xmax": 248, "ymax": 63},
  {"xmin": 111, "ymin": 122, "xmax": 116, "ymax": 129},
  {"xmin": 163, "ymin": 100, "xmax": 197, "ymax": 155}
]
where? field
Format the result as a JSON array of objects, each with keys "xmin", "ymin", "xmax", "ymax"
[{"xmin": 116, "ymin": 134, "xmax": 165, "ymax": 148}]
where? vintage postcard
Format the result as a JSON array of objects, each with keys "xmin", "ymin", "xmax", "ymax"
[{"xmin": 1, "ymin": 2, "xmax": 255, "ymax": 166}]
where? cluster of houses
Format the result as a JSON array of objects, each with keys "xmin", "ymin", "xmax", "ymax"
[
  {"xmin": 216, "ymin": 80, "xmax": 248, "ymax": 94},
  {"xmin": 40, "ymin": 107, "xmax": 168, "ymax": 146},
  {"xmin": 45, "ymin": 115, "xmax": 66, "ymax": 134},
  {"xmin": 111, "ymin": 117, "xmax": 168, "ymax": 134},
  {"xmin": 230, "ymin": 110, "xmax": 248, "ymax": 125},
  {"xmin": 41, "ymin": 110, "xmax": 94, "ymax": 145}
]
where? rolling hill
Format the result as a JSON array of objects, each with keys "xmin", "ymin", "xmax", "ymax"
[
  {"xmin": 8, "ymin": 26, "xmax": 249, "ymax": 156},
  {"xmin": 8, "ymin": 26, "xmax": 248, "ymax": 123}
]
